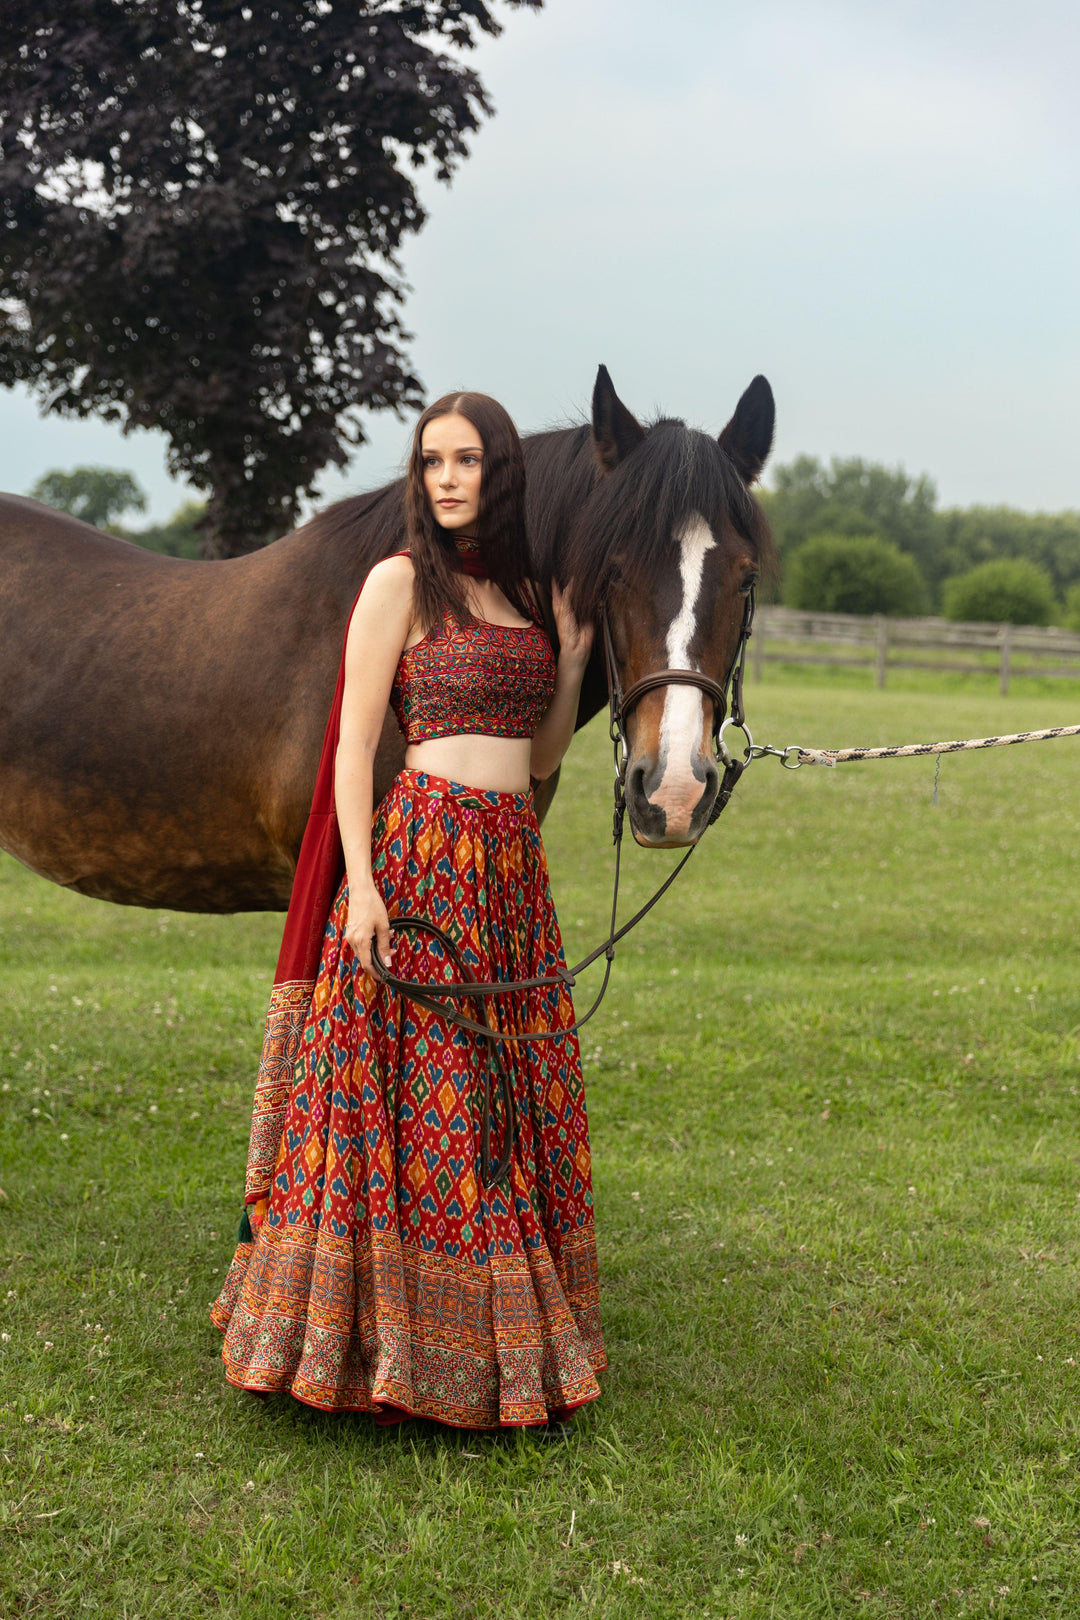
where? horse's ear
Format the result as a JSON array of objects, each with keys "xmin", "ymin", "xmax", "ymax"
[
  {"xmin": 592, "ymin": 364, "xmax": 646, "ymax": 475},
  {"xmin": 718, "ymin": 375, "xmax": 775, "ymax": 486}
]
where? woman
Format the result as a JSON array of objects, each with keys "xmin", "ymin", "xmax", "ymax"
[{"xmin": 211, "ymin": 392, "xmax": 606, "ymax": 1430}]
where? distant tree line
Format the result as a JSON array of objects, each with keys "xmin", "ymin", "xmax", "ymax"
[{"xmin": 759, "ymin": 456, "xmax": 1080, "ymax": 627}]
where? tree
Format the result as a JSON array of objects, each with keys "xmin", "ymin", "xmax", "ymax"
[
  {"xmin": 29, "ymin": 465, "xmax": 147, "ymax": 528},
  {"xmin": 786, "ymin": 533, "xmax": 928, "ymax": 617},
  {"xmin": 0, "ymin": 0, "xmax": 538, "ymax": 557},
  {"xmin": 935, "ymin": 506, "xmax": 1080, "ymax": 600},
  {"xmin": 761, "ymin": 455, "xmax": 941, "ymax": 590},
  {"xmin": 942, "ymin": 559, "xmax": 1055, "ymax": 626}
]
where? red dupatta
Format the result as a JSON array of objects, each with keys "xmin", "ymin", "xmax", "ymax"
[
  {"xmin": 242, "ymin": 593, "xmax": 361, "ymax": 1207},
  {"xmin": 271, "ymin": 614, "xmax": 353, "ymax": 990}
]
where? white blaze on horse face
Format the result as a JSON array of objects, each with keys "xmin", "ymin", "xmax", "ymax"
[{"xmin": 652, "ymin": 514, "xmax": 716, "ymax": 830}]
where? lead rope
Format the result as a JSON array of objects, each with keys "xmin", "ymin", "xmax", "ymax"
[{"xmin": 742, "ymin": 722, "xmax": 1080, "ymax": 770}]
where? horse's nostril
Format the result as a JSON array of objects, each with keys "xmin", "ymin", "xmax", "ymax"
[{"xmin": 623, "ymin": 760, "xmax": 667, "ymax": 839}]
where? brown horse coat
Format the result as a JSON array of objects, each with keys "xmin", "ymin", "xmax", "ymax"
[{"xmin": 0, "ymin": 496, "xmax": 407, "ymax": 910}]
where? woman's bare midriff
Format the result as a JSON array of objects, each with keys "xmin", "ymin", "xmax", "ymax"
[{"xmin": 404, "ymin": 734, "xmax": 534, "ymax": 794}]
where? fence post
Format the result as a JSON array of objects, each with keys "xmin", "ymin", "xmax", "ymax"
[
  {"xmin": 752, "ymin": 612, "xmax": 765, "ymax": 681},
  {"xmin": 874, "ymin": 615, "xmax": 888, "ymax": 689},
  {"xmin": 999, "ymin": 622, "xmax": 1012, "ymax": 696}
]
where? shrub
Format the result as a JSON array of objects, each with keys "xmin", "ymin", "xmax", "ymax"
[
  {"xmin": 1064, "ymin": 582, "xmax": 1080, "ymax": 632},
  {"xmin": 785, "ymin": 533, "xmax": 928, "ymax": 616},
  {"xmin": 941, "ymin": 558, "xmax": 1055, "ymax": 626}
]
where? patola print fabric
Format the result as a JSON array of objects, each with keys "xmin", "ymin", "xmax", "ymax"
[{"xmin": 211, "ymin": 770, "xmax": 604, "ymax": 1427}]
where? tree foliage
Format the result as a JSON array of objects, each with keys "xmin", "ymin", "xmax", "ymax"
[
  {"xmin": 785, "ymin": 532, "xmax": 928, "ymax": 617},
  {"xmin": 941, "ymin": 558, "xmax": 1055, "ymax": 626},
  {"xmin": 0, "ymin": 0, "xmax": 538, "ymax": 556},
  {"xmin": 29, "ymin": 464, "xmax": 147, "ymax": 528},
  {"xmin": 763, "ymin": 454, "xmax": 1080, "ymax": 610},
  {"xmin": 761, "ymin": 455, "xmax": 940, "ymax": 587},
  {"xmin": 935, "ymin": 506, "xmax": 1080, "ymax": 600}
]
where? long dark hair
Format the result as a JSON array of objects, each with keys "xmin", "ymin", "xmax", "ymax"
[{"xmin": 404, "ymin": 391, "xmax": 537, "ymax": 631}]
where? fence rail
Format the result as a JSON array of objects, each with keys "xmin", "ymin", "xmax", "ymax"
[{"xmin": 752, "ymin": 607, "xmax": 1080, "ymax": 693}]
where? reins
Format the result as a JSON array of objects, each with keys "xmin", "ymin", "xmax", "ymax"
[{"xmin": 369, "ymin": 588, "xmax": 758, "ymax": 1185}]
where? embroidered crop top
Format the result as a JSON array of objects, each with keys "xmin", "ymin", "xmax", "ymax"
[{"xmin": 390, "ymin": 607, "xmax": 557, "ymax": 744}]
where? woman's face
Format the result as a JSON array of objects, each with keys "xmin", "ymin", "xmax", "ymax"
[{"xmin": 421, "ymin": 412, "xmax": 484, "ymax": 534}]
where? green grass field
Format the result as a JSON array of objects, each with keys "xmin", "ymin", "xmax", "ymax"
[{"xmin": 3, "ymin": 675, "xmax": 1080, "ymax": 1618}]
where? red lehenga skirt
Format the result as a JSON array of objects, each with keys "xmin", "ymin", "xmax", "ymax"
[{"xmin": 211, "ymin": 769, "xmax": 605, "ymax": 1427}]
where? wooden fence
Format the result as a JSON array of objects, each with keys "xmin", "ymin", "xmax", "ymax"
[{"xmin": 752, "ymin": 607, "xmax": 1080, "ymax": 693}]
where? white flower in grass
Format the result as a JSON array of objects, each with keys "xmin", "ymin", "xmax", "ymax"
[
  {"xmin": 243, "ymin": 1480, "xmax": 255, "ymax": 1492},
  {"xmin": 194, "ymin": 1451, "xmax": 204, "ymax": 1459},
  {"xmin": 734, "ymin": 1533, "xmax": 748, "ymax": 1548},
  {"xmin": 1, "ymin": 1333, "xmax": 9, "ymax": 1343}
]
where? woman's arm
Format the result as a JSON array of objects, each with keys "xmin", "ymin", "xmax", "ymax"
[
  {"xmin": 335, "ymin": 554, "xmax": 416, "ymax": 975},
  {"xmin": 530, "ymin": 584, "xmax": 595, "ymax": 783}
]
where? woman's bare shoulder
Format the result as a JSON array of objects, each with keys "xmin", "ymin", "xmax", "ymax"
[
  {"xmin": 364, "ymin": 551, "xmax": 416, "ymax": 589},
  {"xmin": 345, "ymin": 555, "xmax": 415, "ymax": 668},
  {"xmin": 355, "ymin": 552, "xmax": 416, "ymax": 614}
]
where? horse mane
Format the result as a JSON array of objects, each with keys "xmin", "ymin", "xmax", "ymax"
[
  {"xmin": 550, "ymin": 417, "xmax": 777, "ymax": 618},
  {"xmin": 526, "ymin": 417, "xmax": 776, "ymax": 620}
]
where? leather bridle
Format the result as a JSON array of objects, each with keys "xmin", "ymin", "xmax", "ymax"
[
  {"xmin": 370, "ymin": 586, "xmax": 758, "ymax": 1186},
  {"xmin": 602, "ymin": 585, "xmax": 756, "ymax": 834}
]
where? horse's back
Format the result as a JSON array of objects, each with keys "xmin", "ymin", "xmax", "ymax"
[{"xmin": 0, "ymin": 496, "xmax": 352, "ymax": 910}]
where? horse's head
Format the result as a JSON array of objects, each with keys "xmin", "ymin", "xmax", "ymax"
[{"xmin": 562, "ymin": 366, "xmax": 775, "ymax": 848}]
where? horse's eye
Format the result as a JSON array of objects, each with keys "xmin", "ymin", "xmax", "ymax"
[{"xmin": 738, "ymin": 572, "xmax": 759, "ymax": 597}]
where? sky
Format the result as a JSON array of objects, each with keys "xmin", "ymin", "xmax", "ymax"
[{"xmin": 0, "ymin": 0, "xmax": 1076, "ymax": 522}]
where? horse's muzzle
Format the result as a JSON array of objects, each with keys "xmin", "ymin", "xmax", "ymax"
[{"xmin": 624, "ymin": 753, "xmax": 720, "ymax": 847}]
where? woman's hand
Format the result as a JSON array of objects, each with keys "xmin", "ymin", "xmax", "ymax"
[
  {"xmin": 344, "ymin": 881, "xmax": 393, "ymax": 978},
  {"xmin": 551, "ymin": 581, "xmax": 595, "ymax": 666}
]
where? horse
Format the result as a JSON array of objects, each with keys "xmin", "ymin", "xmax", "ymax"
[{"xmin": 0, "ymin": 366, "xmax": 774, "ymax": 913}]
